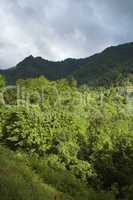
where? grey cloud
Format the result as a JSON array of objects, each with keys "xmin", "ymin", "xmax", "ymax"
[{"xmin": 0, "ymin": 0, "xmax": 133, "ymax": 68}]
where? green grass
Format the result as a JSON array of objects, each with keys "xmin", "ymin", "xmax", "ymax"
[
  {"xmin": 0, "ymin": 145, "xmax": 72, "ymax": 200},
  {"xmin": 0, "ymin": 145, "xmax": 115, "ymax": 200}
]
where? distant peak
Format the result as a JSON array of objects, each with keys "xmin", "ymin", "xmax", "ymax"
[
  {"xmin": 26, "ymin": 55, "xmax": 34, "ymax": 59},
  {"xmin": 22, "ymin": 55, "xmax": 34, "ymax": 62},
  {"xmin": 17, "ymin": 55, "xmax": 35, "ymax": 67}
]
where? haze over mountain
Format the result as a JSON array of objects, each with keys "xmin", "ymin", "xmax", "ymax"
[{"xmin": 0, "ymin": 42, "xmax": 133, "ymax": 86}]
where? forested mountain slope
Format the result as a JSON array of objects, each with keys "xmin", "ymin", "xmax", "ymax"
[{"xmin": 0, "ymin": 42, "xmax": 133, "ymax": 85}]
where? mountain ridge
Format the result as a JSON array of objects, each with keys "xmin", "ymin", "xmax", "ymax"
[{"xmin": 0, "ymin": 42, "xmax": 133, "ymax": 85}]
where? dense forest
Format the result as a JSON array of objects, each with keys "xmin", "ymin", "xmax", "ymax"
[{"xmin": 0, "ymin": 67, "xmax": 133, "ymax": 200}]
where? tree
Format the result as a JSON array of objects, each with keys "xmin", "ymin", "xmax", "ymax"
[{"xmin": 0, "ymin": 75, "xmax": 5, "ymax": 88}]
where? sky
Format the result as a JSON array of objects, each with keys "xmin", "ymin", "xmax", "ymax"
[{"xmin": 0, "ymin": 0, "xmax": 133, "ymax": 68}]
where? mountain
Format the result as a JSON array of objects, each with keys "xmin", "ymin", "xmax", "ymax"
[
  {"xmin": 72, "ymin": 42, "xmax": 133, "ymax": 86},
  {"xmin": 0, "ymin": 55, "xmax": 88, "ymax": 85},
  {"xmin": 0, "ymin": 42, "xmax": 133, "ymax": 86}
]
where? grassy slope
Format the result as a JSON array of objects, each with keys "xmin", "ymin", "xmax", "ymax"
[
  {"xmin": 0, "ymin": 145, "xmax": 115, "ymax": 200},
  {"xmin": 0, "ymin": 145, "xmax": 72, "ymax": 200}
]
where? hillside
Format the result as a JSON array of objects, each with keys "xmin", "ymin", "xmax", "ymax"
[
  {"xmin": 0, "ymin": 145, "xmax": 73, "ymax": 200},
  {"xmin": 0, "ymin": 42, "xmax": 133, "ymax": 85},
  {"xmin": 0, "ymin": 56, "xmax": 88, "ymax": 84},
  {"xmin": 72, "ymin": 42, "xmax": 133, "ymax": 86},
  {"xmin": 0, "ymin": 74, "xmax": 133, "ymax": 200}
]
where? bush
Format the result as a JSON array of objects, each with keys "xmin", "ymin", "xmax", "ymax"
[
  {"xmin": 0, "ymin": 145, "xmax": 72, "ymax": 200},
  {"xmin": 29, "ymin": 154, "xmax": 115, "ymax": 200}
]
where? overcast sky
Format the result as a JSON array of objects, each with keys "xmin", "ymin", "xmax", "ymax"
[{"xmin": 0, "ymin": 0, "xmax": 133, "ymax": 68}]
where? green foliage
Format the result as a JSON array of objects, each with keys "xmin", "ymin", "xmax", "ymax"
[
  {"xmin": 0, "ymin": 145, "xmax": 115, "ymax": 200},
  {"xmin": 28, "ymin": 153, "xmax": 115, "ymax": 200},
  {"xmin": 0, "ymin": 106, "xmax": 53, "ymax": 154},
  {"xmin": 0, "ymin": 74, "xmax": 5, "ymax": 88},
  {"xmin": 0, "ymin": 145, "xmax": 72, "ymax": 200},
  {"xmin": 0, "ymin": 76, "xmax": 133, "ymax": 199}
]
